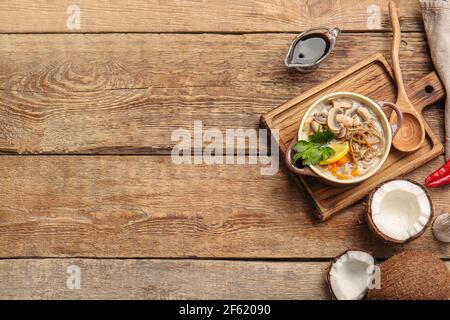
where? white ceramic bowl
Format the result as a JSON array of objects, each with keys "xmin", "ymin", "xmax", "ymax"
[{"xmin": 285, "ymin": 92, "xmax": 403, "ymax": 186}]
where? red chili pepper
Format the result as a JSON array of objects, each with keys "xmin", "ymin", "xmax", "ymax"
[
  {"xmin": 427, "ymin": 174, "xmax": 450, "ymax": 188},
  {"xmin": 426, "ymin": 159, "xmax": 450, "ymax": 188}
]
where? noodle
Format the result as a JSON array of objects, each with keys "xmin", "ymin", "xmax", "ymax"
[{"xmin": 349, "ymin": 124, "xmax": 385, "ymax": 163}]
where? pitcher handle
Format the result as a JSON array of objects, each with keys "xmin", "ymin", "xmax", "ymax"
[{"xmin": 378, "ymin": 101, "xmax": 403, "ymax": 137}]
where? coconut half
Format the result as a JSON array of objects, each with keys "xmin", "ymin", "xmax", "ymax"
[
  {"xmin": 367, "ymin": 179, "xmax": 433, "ymax": 244},
  {"xmin": 326, "ymin": 250, "xmax": 375, "ymax": 300}
]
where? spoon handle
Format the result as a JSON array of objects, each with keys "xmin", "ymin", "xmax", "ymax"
[{"xmin": 389, "ymin": 1, "xmax": 408, "ymax": 100}]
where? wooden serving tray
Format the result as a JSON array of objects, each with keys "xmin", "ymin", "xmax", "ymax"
[{"xmin": 261, "ymin": 53, "xmax": 445, "ymax": 221}]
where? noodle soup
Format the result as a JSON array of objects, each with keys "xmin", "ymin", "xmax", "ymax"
[{"xmin": 301, "ymin": 96, "xmax": 386, "ymax": 181}]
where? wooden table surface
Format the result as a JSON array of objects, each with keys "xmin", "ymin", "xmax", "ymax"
[{"xmin": 0, "ymin": 0, "xmax": 448, "ymax": 299}]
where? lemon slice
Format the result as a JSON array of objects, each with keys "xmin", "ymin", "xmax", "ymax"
[{"xmin": 319, "ymin": 142, "xmax": 350, "ymax": 165}]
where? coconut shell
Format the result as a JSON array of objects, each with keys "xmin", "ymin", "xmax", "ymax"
[
  {"xmin": 367, "ymin": 250, "xmax": 450, "ymax": 300},
  {"xmin": 366, "ymin": 179, "xmax": 434, "ymax": 244},
  {"xmin": 325, "ymin": 249, "xmax": 374, "ymax": 300}
]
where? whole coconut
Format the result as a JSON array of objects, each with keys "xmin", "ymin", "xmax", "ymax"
[{"xmin": 368, "ymin": 250, "xmax": 450, "ymax": 300}]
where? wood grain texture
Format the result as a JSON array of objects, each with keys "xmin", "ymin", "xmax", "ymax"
[
  {"xmin": 0, "ymin": 155, "xmax": 448, "ymax": 259},
  {"xmin": 0, "ymin": 259, "xmax": 330, "ymax": 299},
  {"xmin": 0, "ymin": 0, "xmax": 424, "ymax": 33},
  {"xmin": 0, "ymin": 258, "xmax": 448, "ymax": 299},
  {"xmin": 0, "ymin": 33, "xmax": 434, "ymax": 154},
  {"xmin": 0, "ymin": 0, "xmax": 445, "ymax": 301}
]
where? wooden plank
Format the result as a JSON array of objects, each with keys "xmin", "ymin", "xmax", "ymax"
[
  {"xmin": 0, "ymin": 33, "xmax": 434, "ymax": 154},
  {"xmin": 0, "ymin": 258, "xmax": 448, "ymax": 299},
  {"xmin": 0, "ymin": 155, "xmax": 448, "ymax": 259},
  {"xmin": 0, "ymin": 0, "xmax": 423, "ymax": 33},
  {"xmin": 0, "ymin": 259, "xmax": 329, "ymax": 299},
  {"xmin": 0, "ymin": 33, "xmax": 432, "ymax": 91}
]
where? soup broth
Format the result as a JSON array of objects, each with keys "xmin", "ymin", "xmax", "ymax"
[{"xmin": 302, "ymin": 97, "xmax": 385, "ymax": 181}]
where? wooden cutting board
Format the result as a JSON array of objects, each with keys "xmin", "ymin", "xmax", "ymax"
[{"xmin": 261, "ymin": 53, "xmax": 445, "ymax": 221}]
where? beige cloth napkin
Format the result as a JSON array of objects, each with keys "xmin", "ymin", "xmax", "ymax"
[{"xmin": 420, "ymin": 0, "xmax": 450, "ymax": 159}]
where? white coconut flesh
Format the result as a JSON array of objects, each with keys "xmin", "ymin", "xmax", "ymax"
[
  {"xmin": 329, "ymin": 250, "xmax": 375, "ymax": 300},
  {"xmin": 370, "ymin": 180, "xmax": 431, "ymax": 241}
]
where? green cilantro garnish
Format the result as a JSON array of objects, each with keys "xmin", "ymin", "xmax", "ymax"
[
  {"xmin": 308, "ymin": 130, "xmax": 336, "ymax": 144},
  {"xmin": 292, "ymin": 130, "xmax": 336, "ymax": 166}
]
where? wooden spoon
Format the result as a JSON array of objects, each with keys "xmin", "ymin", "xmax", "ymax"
[{"xmin": 389, "ymin": 1, "xmax": 425, "ymax": 152}]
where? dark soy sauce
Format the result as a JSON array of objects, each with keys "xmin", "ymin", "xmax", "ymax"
[{"xmin": 290, "ymin": 34, "xmax": 330, "ymax": 65}]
